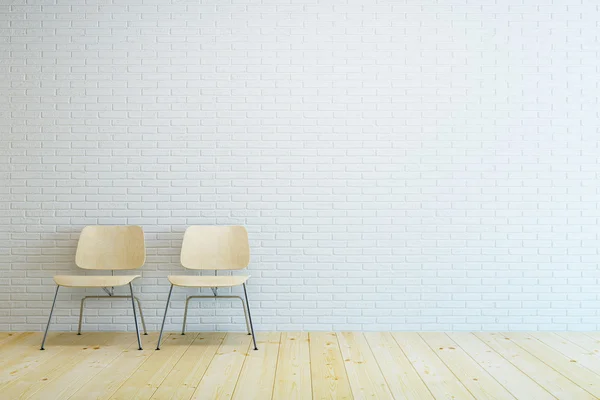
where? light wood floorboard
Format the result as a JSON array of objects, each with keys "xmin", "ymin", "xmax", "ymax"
[
  {"xmin": 556, "ymin": 332, "xmax": 600, "ymax": 354},
  {"xmin": 28, "ymin": 333, "xmax": 138, "ymax": 400},
  {"xmin": 309, "ymin": 332, "xmax": 353, "ymax": 400},
  {"xmin": 419, "ymin": 332, "xmax": 515, "ymax": 400},
  {"xmin": 69, "ymin": 333, "xmax": 160, "ymax": 400},
  {"xmin": 447, "ymin": 332, "xmax": 554, "ymax": 400},
  {"xmin": 0, "ymin": 332, "xmax": 23, "ymax": 346},
  {"xmin": 0, "ymin": 333, "xmax": 88, "ymax": 390},
  {"xmin": 504, "ymin": 332, "xmax": 600, "ymax": 398},
  {"xmin": 1, "ymin": 332, "xmax": 599, "ymax": 399},
  {"xmin": 475, "ymin": 332, "xmax": 596, "ymax": 400},
  {"xmin": 338, "ymin": 332, "xmax": 393, "ymax": 399},
  {"xmin": 231, "ymin": 332, "xmax": 280, "ymax": 400},
  {"xmin": 272, "ymin": 332, "xmax": 312, "ymax": 400},
  {"xmin": 111, "ymin": 333, "xmax": 198, "ymax": 400},
  {"xmin": 393, "ymin": 332, "xmax": 475, "ymax": 399},
  {"xmin": 189, "ymin": 332, "xmax": 251, "ymax": 400},
  {"xmin": 150, "ymin": 332, "xmax": 225, "ymax": 400},
  {"xmin": 542, "ymin": 332, "xmax": 600, "ymax": 376},
  {"xmin": 364, "ymin": 332, "xmax": 433, "ymax": 400}
]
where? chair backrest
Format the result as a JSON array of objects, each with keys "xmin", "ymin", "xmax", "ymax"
[
  {"xmin": 180, "ymin": 225, "xmax": 250, "ymax": 270},
  {"xmin": 75, "ymin": 225, "xmax": 146, "ymax": 270}
]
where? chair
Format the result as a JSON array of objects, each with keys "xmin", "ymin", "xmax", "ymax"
[
  {"xmin": 40, "ymin": 225, "xmax": 147, "ymax": 350},
  {"xmin": 156, "ymin": 226, "xmax": 258, "ymax": 350}
]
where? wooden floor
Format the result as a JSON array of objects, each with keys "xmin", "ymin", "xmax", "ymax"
[{"xmin": 1, "ymin": 332, "xmax": 600, "ymax": 399}]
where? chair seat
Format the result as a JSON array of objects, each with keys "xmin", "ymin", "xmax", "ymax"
[
  {"xmin": 54, "ymin": 275, "xmax": 141, "ymax": 288},
  {"xmin": 168, "ymin": 275, "xmax": 250, "ymax": 288}
]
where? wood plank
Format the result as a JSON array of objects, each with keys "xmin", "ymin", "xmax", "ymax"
[
  {"xmin": 475, "ymin": 332, "xmax": 595, "ymax": 400},
  {"xmin": 1, "ymin": 333, "xmax": 118, "ymax": 399},
  {"xmin": 109, "ymin": 333, "xmax": 198, "ymax": 400},
  {"xmin": 419, "ymin": 333, "xmax": 515, "ymax": 400},
  {"xmin": 0, "ymin": 333, "xmax": 89, "ymax": 389},
  {"xmin": 555, "ymin": 332, "xmax": 600, "ymax": 354},
  {"xmin": 447, "ymin": 333, "xmax": 554, "ymax": 400},
  {"xmin": 0, "ymin": 332, "xmax": 16, "ymax": 341},
  {"xmin": 308, "ymin": 332, "xmax": 353, "ymax": 400},
  {"xmin": 0, "ymin": 333, "xmax": 95, "ymax": 391},
  {"xmin": 0, "ymin": 332, "xmax": 23, "ymax": 347},
  {"xmin": 583, "ymin": 332, "xmax": 600, "ymax": 341},
  {"xmin": 533, "ymin": 333, "xmax": 600, "ymax": 377},
  {"xmin": 338, "ymin": 332, "xmax": 394, "ymax": 399},
  {"xmin": 392, "ymin": 332, "xmax": 475, "ymax": 400},
  {"xmin": 3, "ymin": 331, "xmax": 600, "ymax": 400},
  {"xmin": 69, "ymin": 333, "xmax": 160, "ymax": 400},
  {"xmin": 27, "ymin": 334, "xmax": 138, "ymax": 400},
  {"xmin": 0, "ymin": 332, "xmax": 46, "ymax": 369},
  {"xmin": 150, "ymin": 333, "xmax": 226, "ymax": 400},
  {"xmin": 190, "ymin": 333, "xmax": 251, "ymax": 400},
  {"xmin": 272, "ymin": 332, "xmax": 312, "ymax": 400},
  {"xmin": 504, "ymin": 332, "xmax": 600, "ymax": 398},
  {"xmin": 232, "ymin": 332, "xmax": 281, "ymax": 400},
  {"xmin": 364, "ymin": 332, "xmax": 433, "ymax": 400}
]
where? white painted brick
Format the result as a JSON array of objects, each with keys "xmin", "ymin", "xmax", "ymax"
[{"xmin": 1, "ymin": 0, "xmax": 599, "ymax": 332}]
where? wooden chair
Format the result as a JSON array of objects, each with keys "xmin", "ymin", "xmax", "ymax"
[
  {"xmin": 156, "ymin": 226, "xmax": 258, "ymax": 350},
  {"xmin": 41, "ymin": 226, "xmax": 147, "ymax": 350}
]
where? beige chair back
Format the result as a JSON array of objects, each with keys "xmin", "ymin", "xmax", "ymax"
[
  {"xmin": 75, "ymin": 225, "xmax": 146, "ymax": 270},
  {"xmin": 180, "ymin": 226, "xmax": 250, "ymax": 270}
]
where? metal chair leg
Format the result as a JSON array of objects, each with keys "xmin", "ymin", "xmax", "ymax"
[
  {"xmin": 134, "ymin": 297, "xmax": 148, "ymax": 335},
  {"xmin": 77, "ymin": 295, "xmax": 147, "ymax": 335},
  {"xmin": 242, "ymin": 283, "xmax": 258, "ymax": 351},
  {"xmin": 182, "ymin": 295, "xmax": 191, "ymax": 335},
  {"xmin": 77, "ymin": 296, "xmax": 86, "ymax": 335},
  {"xmin": 239, "ymin": 296, "xmax": 252, "ymax": 335},
  {"xmin": 40, "ymin": 285, "xmax": 60, "ymax": 350},
  {"xmin": 182, "ymin": 295, "xmax": 251, "ymax": 335},
  {"xmin": 157, "ymin": 284, "xmax": 173, "ymax": 350},
  {"xmin": 129, "ymin": 283, "xmax": 142, "ymax": 350}
]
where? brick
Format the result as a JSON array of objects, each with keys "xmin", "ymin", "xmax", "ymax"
[{"xmin": 0, "ymin": 0, "xmax": 598, "ymax": 332}]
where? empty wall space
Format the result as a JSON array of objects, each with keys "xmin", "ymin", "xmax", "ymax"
[{"xmin": 1, "ymin": 1, "xmax": 600, "ymax": 332}]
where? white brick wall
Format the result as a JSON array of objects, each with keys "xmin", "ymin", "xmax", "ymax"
[{"xmin": 2, "ymin": 0, "xmax": 600, "ymax": 332}]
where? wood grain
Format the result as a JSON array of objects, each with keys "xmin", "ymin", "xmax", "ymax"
[{"xmin": 0, "ymin": 331, "xmax": 597, "ymax": 400}]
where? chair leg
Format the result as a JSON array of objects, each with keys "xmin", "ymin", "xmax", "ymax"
[
  {"xmin": 182, "ymin": 295, "xmax": 191, "ymax": 335},
  {"xmin": 242, "ymin": 283, "xmax": 258, "ymax": 351},
  {"xmin": 129, "ymin": 283, "xmax": 142, "ymax": 350},
  {"xmin": 77, "ymin": 296, "xmax": 86, "ymax": 335},
  {"xmin": 239, "ymin": 297, "xmax": 252, "ymax": 335},
  {"xmin": 134, "ymin": 297, "xmax": 148, "ymax": 335},
  {"xmin": 40, "ymin": 285, "xmax": 60, "ymax": 350},
  {"xmin": 78, "ymin": 295, "xmax": 147, "ymax": 335},
  {"xmin": 157, "ymin": 284, "xmax": 173, "ymax": 350}
]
